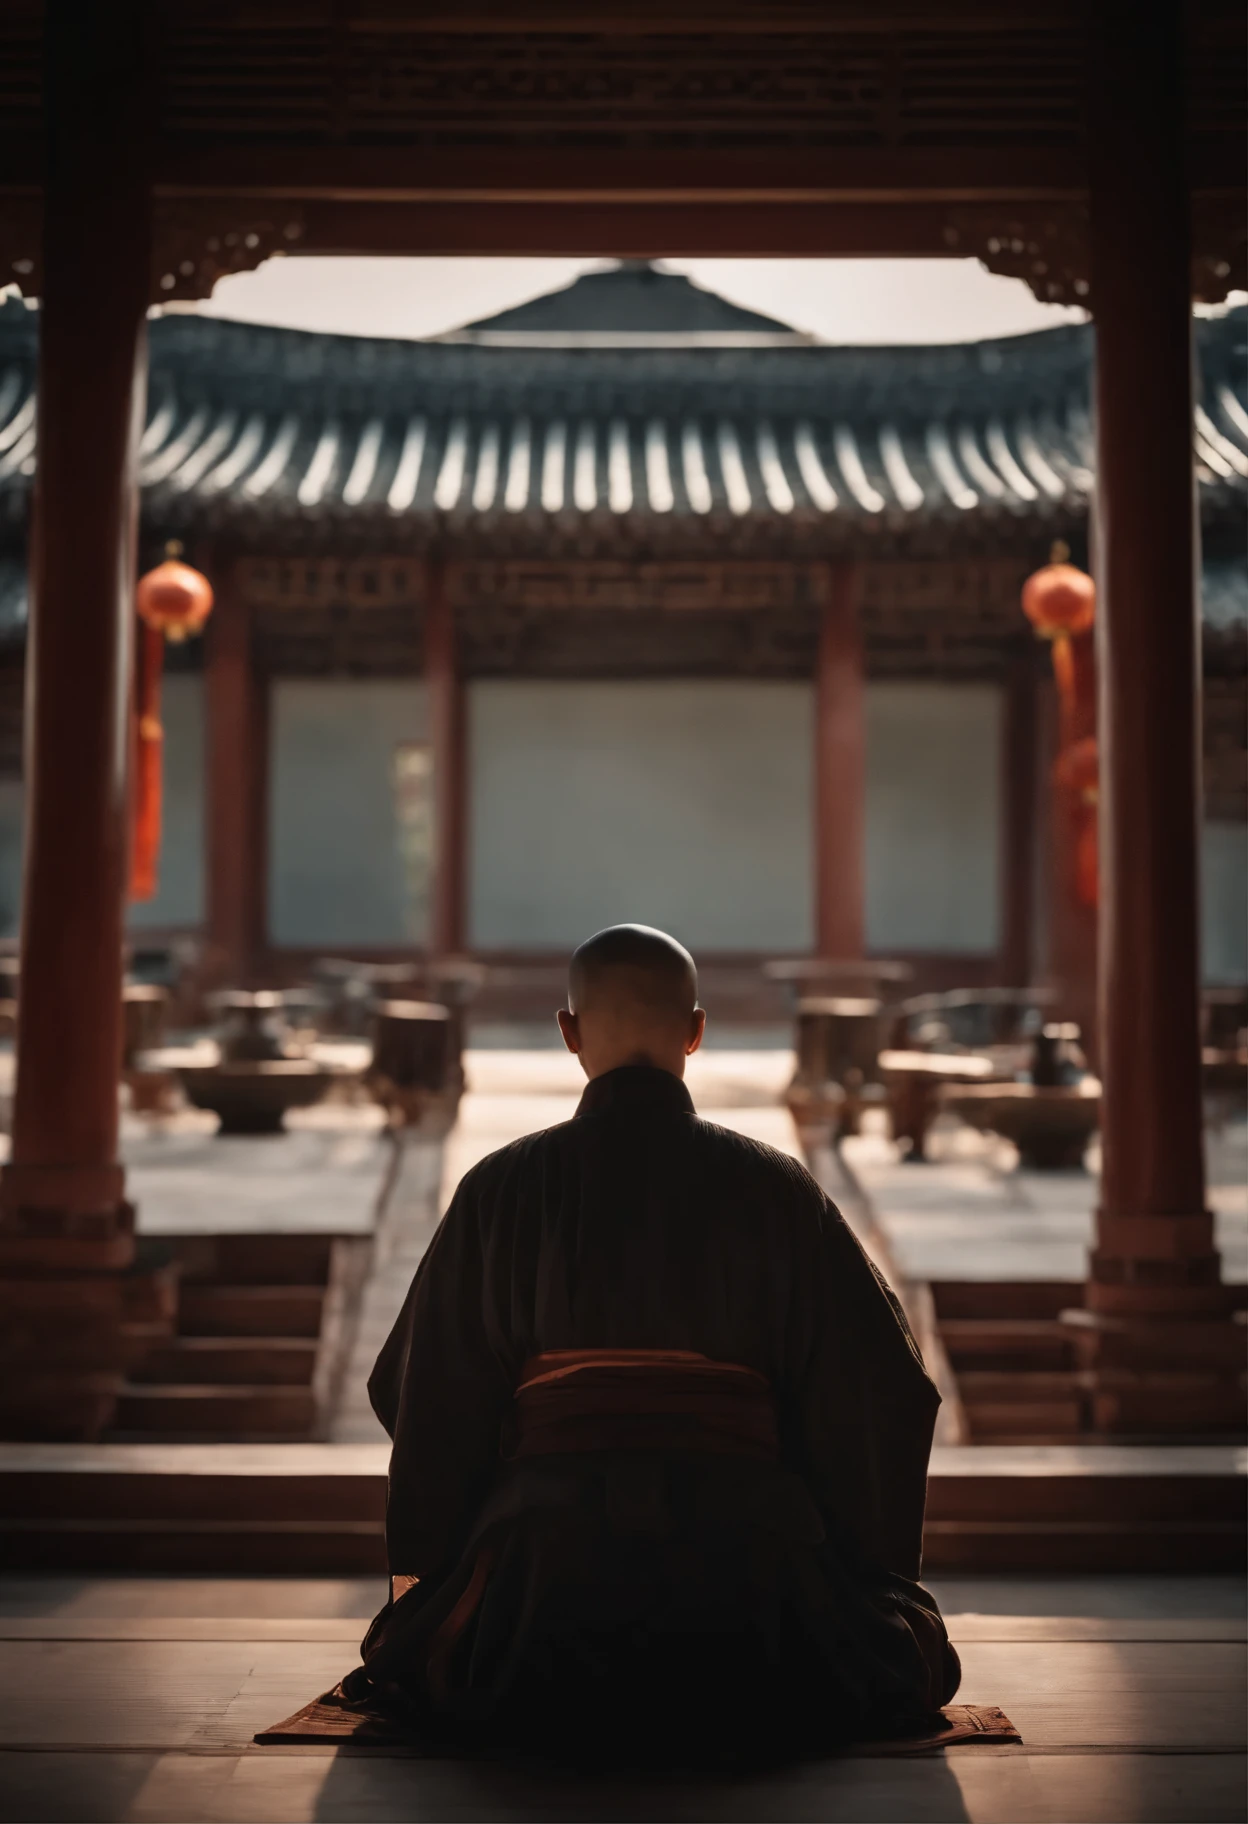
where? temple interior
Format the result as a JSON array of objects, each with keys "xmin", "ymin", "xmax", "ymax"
[{"xmin": 0, "ymin": 3, "xmax": 1245, "ymax": 1820}]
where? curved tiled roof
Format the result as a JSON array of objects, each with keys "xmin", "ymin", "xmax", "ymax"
[
  {"xmin": 0, "ymin": 301, "xmax": 1244, "ymax": 553},
  {"xmin": 443, "ymin": 260, "xmax": 813, "ymax": 345}
]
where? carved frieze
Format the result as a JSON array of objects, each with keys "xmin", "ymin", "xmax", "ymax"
[
  {"xmin": 239, "ymin": 556, "xmax": 421, "ymax": 611},
  {"xmin": 150, "ymin": 202, "xmax": 306, "ymax": 304},
  {"xmin": 452, "ymin": 561, "xmax": 831, "ymax": 615},
  {"xmin": 945, "ymin": 194, "xmax": 1248, "ymax": 310},
  {"xmin": 943, "ymin": 206, "xmax": 1091, "ymax": 308},
  {"xmin": 238, "ymin": 556, "xmax": 833, "ymax": 614}
]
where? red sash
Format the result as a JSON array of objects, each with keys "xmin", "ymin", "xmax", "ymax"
[{"xmin": 510, "ymin": 1348, "xmax": 779, "ymax": 1462}]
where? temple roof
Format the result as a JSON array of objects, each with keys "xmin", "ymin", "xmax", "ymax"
[
  {"xmin": 440, "ymin": 261, "xmax": 814, "ymax": 346},
  {"xmin": 0, "ymin": 299, "xmax": 1244, "ymax": 559}
]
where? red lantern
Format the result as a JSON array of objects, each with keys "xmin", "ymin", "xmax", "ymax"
[
  {"xmin": 1022, "ymin": 545, "xmax": 1098, "ymax": 919},
  {"xmin": 1021, "ymin": 540, "xmax": 1096, "ymax": 641},
  {"xmin": 130, "ymin": 545, "xmax": 214, "ymax": 902}
]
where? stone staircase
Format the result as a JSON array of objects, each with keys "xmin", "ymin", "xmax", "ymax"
[
  {"xmin": 0, "ymin": 1440, "xmax": 1241, "ymax": 1574},
  {"xmin": 934, "ymin": 1278, "xmax": 1248, "ymax": 1442},
  {"xmin": 109, "ymin": 1234, "xmax": 370, "ymax": 1441}
]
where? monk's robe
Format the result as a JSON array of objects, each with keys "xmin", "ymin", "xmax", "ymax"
[{"xmin": 350, "ymin": 1064, "xmax": 959, "ymax": 1752}]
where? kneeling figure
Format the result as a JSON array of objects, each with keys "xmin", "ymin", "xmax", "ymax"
[{"xmin": 348, "ymin": 924, "xmax": 959, "ymax": 1755}]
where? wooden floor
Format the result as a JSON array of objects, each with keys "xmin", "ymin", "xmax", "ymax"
[{"xmin": 0, "ymin": 1574, "xmax": 1242, "ymax": 1822}]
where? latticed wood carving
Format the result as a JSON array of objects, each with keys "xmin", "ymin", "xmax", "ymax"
[
  {"xmin": 158, "ymin": 24, "xmax": 1087, "ymax": 151},
  {"xmin": 453, "ymin": 561, "xmax": 831, "ymax": 614},
  {"xmin": 237, "ymin": 553, "xmax": 1062, "ymax": 683},
  {"xmin": 150, "ymin": 202, "xmax": 306, "ymax": 303},
  {"xmin": 239, "ymin": 557, "xmax": 833, "ymax": 614},
  {"xmin": 240, "ymin": 558, "xmax": 422, "ymax": 612}
]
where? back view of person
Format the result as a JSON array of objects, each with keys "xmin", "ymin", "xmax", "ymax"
[{"xmin": 346, "ymin": 924, "xmax": 958, "ymax": 1758}]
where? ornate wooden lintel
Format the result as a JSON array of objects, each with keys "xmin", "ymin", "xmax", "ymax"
[
  {"xmin": 239, "ymin": 553, "xmax": 1036, "ymax": 618},
  {"xmin": 238, "ymin": 556, "xmax": 836, "ymax": 614},
  {"xmin": 453, "ymin": 560, "xmax": 832, "ymax": 614},
  {"xmin": 150, "ymin": 201, "xmax": 307, "ymax": 304}
]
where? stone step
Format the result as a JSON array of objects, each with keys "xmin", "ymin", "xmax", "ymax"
[
  {"xmin": 939, "ymin": 1317, "xmax": 1075, "ymax": 1373},
  {"xmin": 958, "ymin": 1371, "xmax": 1086, "ymax": 1402},
  {"xmin": 113, "ymin": 1385, "xmax": 318, "ymax": 1437},
  {"xmin": 958, "ymin": 1370, "xmax": 1086, "ymax": 1439},
  {"xmin": 929, "ymin": 1280, "xmax": 1085, "ymax": 1321},
  {"xmin": 921, "ymin": 1519, "xmax": 1246, "ymax": 1572},
  {"xmin": 963, "ymin": 1402, "xmax": 1086, "ymax": 1439},
  {"xmin": 177, "ymin": 1285, "xmax": 325, "ymax": 1338},
  {"xmin": 0, "ymin": 1518, "xmax": 385, "ymax": 1575},
  {"xmin": 0, "ymin": 1442, "xmax": 1241, "ymax": 1573},
  {"xmin": 129, "ymin": 1337, "xmax": 320, "ymax": 1386},
  {"xmin": 168, "ymin": 1233, "xmax": 343, "ymax": 1288}
]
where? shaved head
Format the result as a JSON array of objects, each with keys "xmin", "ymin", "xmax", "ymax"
[
  {"xmin": 560, "ymin": 925, "xmax": 704, "ymax": 1081},
  {"xmin": 569, "ymin": 924, "xmax": 697, "ymax": 1020}
]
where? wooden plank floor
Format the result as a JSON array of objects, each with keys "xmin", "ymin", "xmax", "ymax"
[{"xmin": 0, "ymin": 1576, "xmax": 1242, "ymax": 1822}]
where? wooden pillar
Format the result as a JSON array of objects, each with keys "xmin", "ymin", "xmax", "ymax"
[
  {"xmin": 1081, "ymin": 0, "xmax": 1238, "ymax": 1429},
  {"xmin": 206, "ymin": 563, "xmax": 269, "ymax": 987},
  {"xmin": 814, "ymin": 562, "xmax": 866, "ymax": 959},
  {"xmin": 426, "ymin": 559, "xmax": 467, "ymax": 957},
  {"xmin": 0, "ymin": 5, "xmax": 148, "ymax": 1437},
  {"xmin": 999, "ymin": 655, "xmax": 1038, "ymax": 987}
]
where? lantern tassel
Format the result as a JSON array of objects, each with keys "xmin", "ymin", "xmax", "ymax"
[{"xmin": 129, "ymin": 621, "xmax": 165, "ymax": 901}]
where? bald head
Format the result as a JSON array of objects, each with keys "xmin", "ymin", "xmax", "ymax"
[
  {"xmin": 559, "ymin": 924, "xmax": 704, "ymax": 1081},
  {"xmin": 569, "ymin": 924, "xmax": 697, "ymax": 1019}
]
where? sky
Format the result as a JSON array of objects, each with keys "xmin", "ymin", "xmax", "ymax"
[{"xmin": 196, "ymin": 255, "xmax": 1092, "ymax": 346}]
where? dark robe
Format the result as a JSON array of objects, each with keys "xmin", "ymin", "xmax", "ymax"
[{"xmin": 355, "ymin": 1064, "xmax": 959, "ymax": 1753}]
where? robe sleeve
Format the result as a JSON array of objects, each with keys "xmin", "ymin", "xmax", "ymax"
[
  {"xmin": 368, "ymin": 1165, "xmax": 510, "ymax": 1576},
  {"xmin": 789, "ymin": 1188, "xmax": 940, "ymax": 1583}
]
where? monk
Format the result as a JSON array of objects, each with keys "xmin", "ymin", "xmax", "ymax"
[{"xmin": 345, "ymin": 923, "xmax": 959, "ymax": 1758}]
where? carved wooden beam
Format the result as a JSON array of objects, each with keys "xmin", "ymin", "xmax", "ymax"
[{"xmin": 3, "ymin": 186, "xmax": 1241, "ymax": 308}]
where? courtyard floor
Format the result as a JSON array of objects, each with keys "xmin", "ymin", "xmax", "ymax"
[{"xmin": 0, "ymin": 1571, "xmax": 1241, "ymax": 1822}]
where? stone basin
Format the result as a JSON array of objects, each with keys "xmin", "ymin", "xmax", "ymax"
[
  {"xmin": 177, "ymin": 1060, "xmax": 336, "ymax": 1135},
  {"xmin": 939, "ymin": 1080, "xmax": 1101, "ymax": 1171}
]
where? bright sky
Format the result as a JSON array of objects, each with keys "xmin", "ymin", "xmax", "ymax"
[{"xmin": 197, "ymin": 255, "xmax": 1090, "ymax": 346}]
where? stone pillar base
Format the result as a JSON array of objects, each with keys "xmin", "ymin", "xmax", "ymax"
[
  {"xmin": 1062, "ymin": 1277, "xmax": 1247, "ymax": 1436},
  {"xmin": 0, "ymin": 1200, "xmax": 176, "ymax": 1441}
]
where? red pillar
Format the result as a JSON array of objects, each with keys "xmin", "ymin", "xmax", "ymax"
[
  {"xmin": 999, "ymin": 655, "xmax": 1038, "ymax": 988},
  {"xmin": 814, "ymin": 562, "xmax": 866, "ymax": 959},
  {"xmin": 0, "ymin": 4, "xmax": 149, "ymax": 1436},
  {"xmin": 205, "ymin": 562, "xmax": 269, "ymax": 986},
  {"xmin": 426, "ymin": 559, "xmax": 467, "ymax": 957},
  {"xmin": 1083, "ymin": 0, "xmax": 1239, "ymax": 1428}
]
